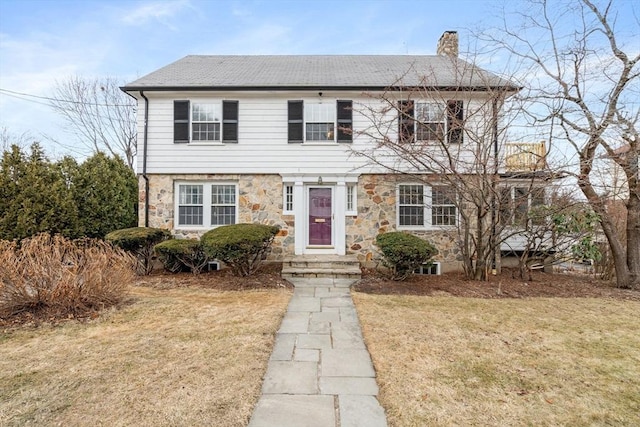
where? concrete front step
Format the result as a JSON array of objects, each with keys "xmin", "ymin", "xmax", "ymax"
[{"xmin": 282, "ymin": 255, "xmax": 361, "ymax": 279}]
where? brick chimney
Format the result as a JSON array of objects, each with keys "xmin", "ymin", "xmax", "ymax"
[{"xmin": 437, "ymin": 31, "xmax": 458, "ymax": 57}]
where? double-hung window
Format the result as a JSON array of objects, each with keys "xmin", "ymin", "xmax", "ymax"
[
  {"xmin": 397, "ymin": 184, "xmax": 457, "ymax": 228},
  {"xmin": 192, "ymin": 103, "xmax": 221, "ymax": 141},
  {"xmin": 173, "ymin": 100, "xmax": 239, "ymax": 143},
  {"xmin": 415, "ymin": 103, "xmax": 445, "ymax": 142},
  {"xmin": 398, "ymin": 100, "xmax": 463, "ymax": 144},
  {"xmin": 176, "ymin": 182, "xmax": 237, "ymax": 228},
  {"xmin": 288, "ymin": 100, "xmax": 352, "ymax": 143},
  {"xmin": 305, "ymin": 103, "xmax": 335, "ymax": 141},
  {"xmin": 431, "ymin": 187, "xmax": 457, "ymax": 226},
  {"xmin": 499, "ymin": 186, "xmax": 546, "ymax": 227}
]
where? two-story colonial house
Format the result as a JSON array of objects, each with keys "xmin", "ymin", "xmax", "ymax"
[{"xmin": 123, "ymin": 31, "xmax": 536, "ymax": 275}]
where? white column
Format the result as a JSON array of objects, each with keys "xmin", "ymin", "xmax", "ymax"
[
  {"xmin": 334, "ymin": 182, "xmax": 346, "ymax": 255},
  {"xmin": 293, "ymin": 181, "xmax": 305, "ymax": 255}
]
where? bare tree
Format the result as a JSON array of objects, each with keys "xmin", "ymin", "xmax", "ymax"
[
  {"xmin": 350, "ymin": 60, "xmax": 554, "ymax": 281},
  {"xmin": 485, "ymin": 0, "xmax": 639, "ymax": 288},
  {"xmin": 1, "ymin": 127, "xmax": 34, "ymax": 152},
  {"xmin": 50, "ymin": 76, "xmax": 137, "ymax": 169}
]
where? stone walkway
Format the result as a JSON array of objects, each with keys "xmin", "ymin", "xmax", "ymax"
[{"xmin": 248, "ymin": 277, "xmax": 387, "ymax": 427}]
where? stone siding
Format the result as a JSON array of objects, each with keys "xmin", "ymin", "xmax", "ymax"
[
  {"xmin": 140, "ymin": 174, "xmax": 294, "ymax": 258},
  {"xmin": 139, "ymin": 173, "xmax": 463, "ymax": 270},
  {"xmin": 345, "ymin": 175, "xmax": 462, "ymax": 271}
]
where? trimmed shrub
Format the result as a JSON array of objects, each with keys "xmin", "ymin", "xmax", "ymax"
[
  {"xmin": 376, "ymin": 232, "xmax": 438, "ymax": 281},
  {"xmin": 0, "ymin": 233, "xmax": 135, "ymax": 320},
  {"xmin": 154, "ymin": 239, "xmax": 210, "ymax": 274},
  {"xmin": 105, "ymin": 227, "xmax": 171, "ymax": 275},
  {"xmin": 201, "ymin": 223, "xmax": 279, "ymax": 277}
]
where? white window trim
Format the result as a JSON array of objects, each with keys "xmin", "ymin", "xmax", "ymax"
[
  {"xmin": 304, "ymin": 102, "xmax": 336, "ymax": 142},
  {"xmin": 174, "ymin": 181, "xmax": 238, "ymax": 230},
  {"xmin": 345, "ymin": 183, "xmax": 357, "ymax": 216},
  {"xmin": 283, "ymin": 184, "xmax": 294, "ymax": 215},
  {"xmin": 415, "ymin": 101, "xmax": 446, "ymax": 142},
  {"xmin": 191, "ymin": 101, "xmax": 222, "ymax": 143},
  {"xmin": 396, "ymin": 183, "xmax": 457, "ymax": 230}
]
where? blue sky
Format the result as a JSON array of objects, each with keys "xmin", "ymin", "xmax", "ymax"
[{"xmin": 0, "ymin": 0, "xmax": 638, "ymax": 158}]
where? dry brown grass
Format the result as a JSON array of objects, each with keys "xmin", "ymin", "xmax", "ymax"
[
  {"xmin": 353, "ymin": 293, "xmax": 640, "ymax": 427},
  {"xmin": 0, "ymin": 285, "xmax": 291, "ymax": 426}
]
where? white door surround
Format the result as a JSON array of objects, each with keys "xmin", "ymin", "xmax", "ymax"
[{"xmin": 281, "ymin": 174, "xmax": 358, "ymax": 256}]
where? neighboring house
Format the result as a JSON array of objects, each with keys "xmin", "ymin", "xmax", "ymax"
[{"xmin": 122, "ymin": 31, "xmax": 544, "ymax": 273}]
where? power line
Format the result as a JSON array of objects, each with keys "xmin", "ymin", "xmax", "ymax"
[{"xmin": 0, "ymin": 88, "xmax": 135, "ymax": 108}]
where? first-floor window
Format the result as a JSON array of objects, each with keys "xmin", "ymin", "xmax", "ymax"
[
  {"xmin": 176, "ymin": 182, "xmax": 237, "ymax": 227},
  {"xmin": 500, "ymin": 186, "xmax": 546, "ymax": 227},
  {"xmin": 398, "ymin": 184, "xmax": 457, "ymax": 228},
  {"xmin": 211, "ymin": 185, "xmax": 236, "ymax": 225},
  {"xmin": 398, "ymin": 184, "xmax": 425, "ymax": 226},
  {"xmin": 178, "ymin": 184, "xmax": 204, "ymax": 225},
  {"xmin": 431, "ymin": 187, "xmax": 457, "ymax": 226},
  {"xmin": 346, "ymin": 184, "xmax": 356, "ymax": 213},
  {"xmin": 283, "ymin": 185, "xmax": 294, "ymax": 213}
]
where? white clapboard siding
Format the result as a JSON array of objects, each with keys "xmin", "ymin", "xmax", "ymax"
[{"xmin": 134, "ymin": 91, "xmax": 500, "ymax": 175}]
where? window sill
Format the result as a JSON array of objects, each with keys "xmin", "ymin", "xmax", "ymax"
[
  {"xmin": 187, "ymin": 142, "xmax": 225, "ymax": 146},
  {"xmin": 397, "ymin": 225, "xmax": 457, "ymax": 231}
]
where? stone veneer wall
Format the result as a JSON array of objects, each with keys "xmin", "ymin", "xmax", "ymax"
[
  {"xmin": 139, "ymin": 173, "xmax": 463, "ymax": 270},
  {"xmin": 345, "ymin": 174, "xmax": 463, "ymax": 272},
  {"xmin": 139, "ymin": 174, "xmax": 294, "ymax": 259}
]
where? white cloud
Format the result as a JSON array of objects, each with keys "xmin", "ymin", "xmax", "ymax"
[{"xmin": 121, "ymin": 0, "xmax": 192, "ymax": 29}]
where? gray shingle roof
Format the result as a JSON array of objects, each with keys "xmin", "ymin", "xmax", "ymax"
[{"xmin": 123, "ymin": 55, "xmax": 517, "ymax": 91}]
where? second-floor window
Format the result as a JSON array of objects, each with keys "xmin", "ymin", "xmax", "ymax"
[
  {"xmin": 192, "ymin": 103, "xmax": 221, "ymax": 141},
  {"xmin": 288, "ymin": 100, "xmax": 352, "ymax": 143},
  {"xmin": 398, "ymin": 100, "xmax": 463, "ymax": 144},
  {"xmin": 174, "ymin": 100, "xmax": 239, "ymax": 144}
]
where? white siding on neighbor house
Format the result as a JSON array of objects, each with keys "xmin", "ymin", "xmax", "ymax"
[{"xmin": 132, "ymin": 91, "xmax": 503, "ymax": 176}]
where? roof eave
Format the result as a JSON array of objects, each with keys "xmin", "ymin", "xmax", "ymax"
[{"xmin": 121, "ymin": 84, "xmax": 521, "ymax": 93}]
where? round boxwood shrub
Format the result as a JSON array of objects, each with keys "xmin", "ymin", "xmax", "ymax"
[
  {"xmin": 201, "ymin": 223, "xmax": 279, "ymax": 277},
  {"xmin": 105, "ymin": 227, "xmax": 171, "ymax": 275},
  {"xmin": 154, "ymin": 238, "xmax": 210, "ymax": 274},
  {"xmin": 376, "ymin": 232, "xmax": 438, "ymax": 281}
]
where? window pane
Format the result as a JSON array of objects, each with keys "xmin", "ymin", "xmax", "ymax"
[
  {"xmin": 179, "ymin": 206, "xmax": 203, "ymax": 225},
  {"xmin": 179, "ymin": 185, "xmax": 203, "ymax": 205},
  {"xmin": 285, "ymin": 185, "xmax": 294, "ymax": 211},
  {"xmin": 211, "ymin": 185, "xmax": 236, "ymax": 205},
  {"xmin": 346, "ymin": 185, "xmax": 354, "ymax": 211},
  {"xmin": 211, "ymin": 206, "xmax": 236, "ymax": 225},
  {"xmin": 399, "ymin": 185, "xmax": 423, "ymax": 205},
  {"xmin": 399, "ymin": 206, "xmax": 424, "ymax": 226},
  {"xmin": 305, "ymin": 103, "xmax": 335, "ymax": 122},
  {"xmin": 192, "ymin": 123, "xmax": 220, "ymax": 141},
  {"xmin": 306, "ymin": 123, "xmax": 335, "ymax": 141}
]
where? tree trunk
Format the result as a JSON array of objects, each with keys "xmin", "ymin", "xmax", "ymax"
[{"xmin": 626, "ymin": 189, "xmax": 640, "ymax": 288}]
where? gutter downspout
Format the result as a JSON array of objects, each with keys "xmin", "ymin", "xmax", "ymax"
[
  {"xmin": 491, "ymin": 95, "xmax": 500, "ymax": 275},
  {"xmin": 140, "ymin": 91, "xmax": 150, "ymax": 227}
]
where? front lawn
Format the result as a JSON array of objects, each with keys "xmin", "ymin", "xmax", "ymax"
[
  {"xmin": 353, "ymin": 293, "xmax": 640, "ymax": 426},
  {"xmin": 0, "ymin": 285, "xmax": 291, "ymax": 427}
]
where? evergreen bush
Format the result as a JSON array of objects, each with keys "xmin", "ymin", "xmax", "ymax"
[
  {"xmin": 106, "ymin": 227, "xmax": 170, "ymax": 275},
  {"xmin": 201, "ymin": 223, "xmax": 279, "ymax": 276},
  {"xmin": 376, "ymin": 232, "xmax": 438, "ymax": 281},
  {"xmin": 154, "ymin": 239, "xmax": 210, "ymax": 274}
]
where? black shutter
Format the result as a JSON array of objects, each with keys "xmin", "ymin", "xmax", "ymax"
[
  {"xmin": 222, "ymin": 100, "xmax": 239, "ymax": 143},
  {"xmin": 288, "ymin": 100, "xmax": 303, "ymax": 143},
  {"xmin": 337, "ymin": 100, "xmax": 353, "ymax": 142},
  {"xmin": 398, "ymin": 100, "xmax": 414, "ymax": 143},
  {"xmin": 174, "ymin": 100, "xmax": 190, "ymax": 143},
  {"xmin": 447, "ymin": 100, "xmax": 464, "ymax": 144}
]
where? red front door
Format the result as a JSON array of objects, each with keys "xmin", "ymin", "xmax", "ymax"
[{"xmin": 308, "ymin": 187, "xmax": 332, "ymax": 246}]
